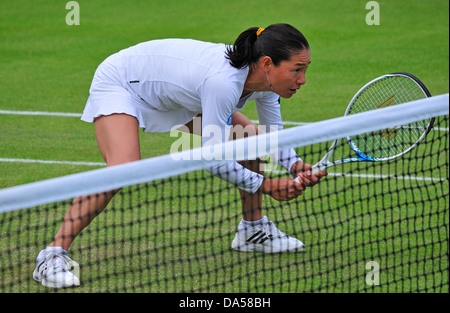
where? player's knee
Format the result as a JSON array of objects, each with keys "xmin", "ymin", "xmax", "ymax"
[
  {"xmin": 105, "ymin": 153, "xmax": 141, "ymax": 167},
  {"xmin": 231, "ymin": 123, "xmax": 259, "ymax": 140},
  {"xmin": 247, "ymin": 123, "xmax": 259, "ymax": 137}
]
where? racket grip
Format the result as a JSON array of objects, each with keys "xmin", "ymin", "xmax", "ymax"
[
  {"xmin": 293, "ymin": 163, "xmax": 327, "ymax": 183},
  {"xmin": 294, "ymin": 163, "xmax": 327, "ymax": 183},
  {"xmin": 311, "ymin": 163, "xmax": 326, "ymax": 175}
]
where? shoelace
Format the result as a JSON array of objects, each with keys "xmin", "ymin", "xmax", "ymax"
[{"xmin": 44, "ymin": 253, "xmax": 76, "ymax": 274}]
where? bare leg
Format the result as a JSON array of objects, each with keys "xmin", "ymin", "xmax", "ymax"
[
  {"xmin": 230, "ymin": 113, "xmax": 264, "ymax": 222},
  {"xmin": 238, "ymin": 159, "xmax": 264, "ymax": 221},
  {"xmin": 183, "ymin": 113, "xmax": 264, "ymax": 222},
  {"xmin": 50, "ymin": 114, "xmax": 141, "ymax": 250}
]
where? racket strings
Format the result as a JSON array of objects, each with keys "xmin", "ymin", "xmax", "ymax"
[{"xmin": 348, "ymin": 75, "xmax": 431, "ymax": 160}]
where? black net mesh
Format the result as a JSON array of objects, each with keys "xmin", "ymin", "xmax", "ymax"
[{"xmin": 0, "ymin": 115, "xmax": 448, "ymax": 293}]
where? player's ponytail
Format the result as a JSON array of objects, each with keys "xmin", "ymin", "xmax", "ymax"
[
  {"xmin": 226, "ymin": 23, "xmax": 309, "ymax": 69},
  {"xmin": 225, "ymin": 27, "xmax": 260, "ymax": 69}
]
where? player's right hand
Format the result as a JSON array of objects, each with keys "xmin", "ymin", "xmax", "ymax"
[{"xmin": 259, "ymin": 177, "xmax": 305, "ymax": 201}]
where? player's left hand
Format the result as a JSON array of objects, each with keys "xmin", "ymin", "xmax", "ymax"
[{"xmin": 290, "ymin": 161, "xmax": 327, "ymax": 187}]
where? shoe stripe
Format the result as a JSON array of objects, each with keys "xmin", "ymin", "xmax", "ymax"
[
  {"xmin": 246, "ymin": 230, "xmax": 273, "ymax": 244},
  {"xmin": 246, "ymin": 230, "xmax": 263, "ymax": 243},
  {"xmin": 258, "ymin": 236, "xmax": 270, "ymax": 244},
  {"xmin": 253, "ymin": 233, "xmax": 268, "ymax": 243},
  {"xmin": 36, "ymin": 260, "xmax": 45, "ymax": 273}
]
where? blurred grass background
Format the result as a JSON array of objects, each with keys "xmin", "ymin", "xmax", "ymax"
[{"xmin": 1, "ymin": 0, "xmax": 448, "ymax": 187}]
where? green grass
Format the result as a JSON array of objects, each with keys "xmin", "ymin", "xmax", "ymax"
[{"xmin": 0, "ymin": 0, "xmax": 448, "ymax": 293}]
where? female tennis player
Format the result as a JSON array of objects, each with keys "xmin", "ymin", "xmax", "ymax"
[{"xmin": 33, "ymin": 23, "xmax": 327, "ymax": 288}]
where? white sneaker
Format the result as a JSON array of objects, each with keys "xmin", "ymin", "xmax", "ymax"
[
  {"xmin": 231, "ymin": 216, "xmax": 305, "ymax": 253},
  {"xmin": 33, "ymin": 248, "xmax": 80, "ymax": 288}
]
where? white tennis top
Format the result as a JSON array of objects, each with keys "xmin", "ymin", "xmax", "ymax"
[{"xmin": 82, "ymin": 39, "xmax": 301, "ymax": 193}]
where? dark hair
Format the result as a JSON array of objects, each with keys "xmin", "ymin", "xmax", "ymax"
[{"xmin": 225, "ymin": 23, "xmax": 309, "ymax": 69}]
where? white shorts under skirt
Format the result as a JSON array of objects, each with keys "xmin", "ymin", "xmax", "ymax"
[{"xmin": 81, "ymin": 54, "xmax": 197, "ymax": 133}]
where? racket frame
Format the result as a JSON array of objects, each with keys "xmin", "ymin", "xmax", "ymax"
[{"xmin": 310, "ymin": 72, "xmax": 434, "ymax": 175}]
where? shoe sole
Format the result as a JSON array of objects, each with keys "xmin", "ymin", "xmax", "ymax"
[
  {"xmin": 41, "ymin": 279, "xmax": 80, "ymax": 288},
  {"xmin": 232, "ymin": 239, "xmax": 305, "ymax": 253},
  {"xmin": 33, "ymin": 270, "xmax": 80, "ymax": 288}
]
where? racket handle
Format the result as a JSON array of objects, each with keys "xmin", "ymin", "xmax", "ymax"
[
  {"xmin": 293, "ymin": 163, "xmax": 328, "ymax": 183},
  {"xmin": 311, "ymin": 163, "xmax": 326, "ymax": 175},
  {"xmin": 293, "ymin": 164, "xmax": 326, "ymax": 183}
]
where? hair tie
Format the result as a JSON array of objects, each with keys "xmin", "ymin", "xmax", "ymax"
[{"xmin": 256, "ymin": 27, "xmax": 265, "ymax": 37}]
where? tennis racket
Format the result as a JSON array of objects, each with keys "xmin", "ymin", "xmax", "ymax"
[{"xmin": 302, "ymin": 72, "xmax": 435, "ymax": 177}]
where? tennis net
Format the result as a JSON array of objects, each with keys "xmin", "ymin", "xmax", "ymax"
[{"xmin": 0, "ymin": 94, "xmax": 448, "ymax": 293}]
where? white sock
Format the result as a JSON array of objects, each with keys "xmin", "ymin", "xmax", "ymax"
[
  {"xmin": 239, "ymin": 216, "xmax": 268, "ymax": 231},
  {"xmin": 242, "ymin": 217, "xmax": 263, "ymax": 226},
  {"xmin": 36, "ymin": 246, "xmax": 67, "ymax": 262}
]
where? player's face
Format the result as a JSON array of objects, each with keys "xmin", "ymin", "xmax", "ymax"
[{"xmin": 268, "ymin": 49, "xmax": 310, "ymax": 98}]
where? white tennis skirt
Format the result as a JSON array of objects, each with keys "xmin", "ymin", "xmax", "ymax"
[
  {"xmin": 81, "ymin": 54, "xmax": 197, "ymax": 133},
  {"xmin": 81, "ymin": 53, "xmax": 148, "ymax": 127}
]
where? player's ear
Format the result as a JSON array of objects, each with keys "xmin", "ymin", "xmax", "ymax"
[{"xmin": 260, "ymin": 56, "xmax": 273, "ymax": 72}]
